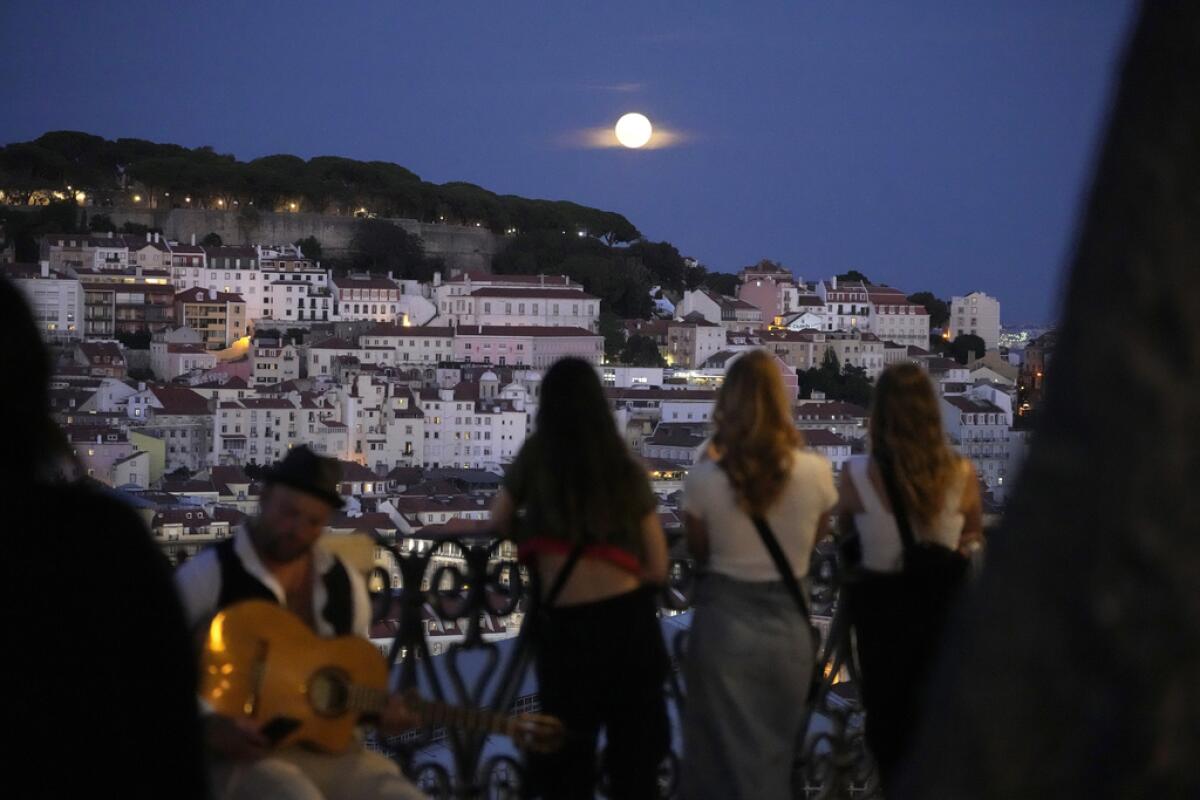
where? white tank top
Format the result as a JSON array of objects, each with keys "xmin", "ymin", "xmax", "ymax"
[{"xmin": 849, "ymin": 455, "xmax": 966, "ymax": 573}]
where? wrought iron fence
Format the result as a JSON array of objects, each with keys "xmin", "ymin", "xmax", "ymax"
[{"xmin": 368, "ymin": 533, "xmax": 881, "ymax": 799}]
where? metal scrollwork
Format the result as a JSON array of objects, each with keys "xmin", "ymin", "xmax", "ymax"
[{"xmin": 369, "ymin": 531, "xmax": 880, "ymax": 798}]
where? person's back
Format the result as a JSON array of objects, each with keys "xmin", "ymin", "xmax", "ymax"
[
  {"xmin": 490, "ymin": 358, "xmax": 670, "ymax": 800},
  {"xmin": 680, "ymin": 350, "xmax": 837, "ymax": 800},
  {"xmin": 1, "ymin": 276, "xmax": 207, "ymax": 797},
  {"xmin": 683, "ymin": 448, "xmax": 835, "ymax": 580},
  {"xmin": 835, "ymin": 363, "xmax": 983, "ymax": 791},
  {"xmin": 845, "ymin": 453, "xmax": 971, "ymax": 572}
]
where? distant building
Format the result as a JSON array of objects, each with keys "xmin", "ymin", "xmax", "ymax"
[
  {"xmin": 331, "ymin": 273, "xmax": 404, "ymax": 323},
  {"xmin": 251, "ymin": 333, "xmax": 301, "ymax": 387},
  {"xmin": 448, "ymin": 287, "xmax": 600, "ymax": 332},
  {"xmin": 940, "ymin": 391, "xmax": 1014, "ymax": 492},
  {"xmin": 452, "ymin": 325, "xmax": 604, "ymax": 368},
  {"xmin": 949, "ymin": 292, "xmax": 1001, "ymax": 350},
  {"xmin": 78, "ymin": 268, "xmax": 175, "ymax": 338},
  {"xmin": 74, "ymin": 341, "xmax": 126, "ymax": 379},
  {"xmin": 2, "ymin": 261, "xmax": 84, "ymax": 342},
  {"xmin": 736, "ymin": 262, "xmax": 799, "ymax": 322},
  {"xmin": 795, "ymin": 401, "xmax": 869, "ymax": 442},
  {"xmin": 174, "ymin": 287, "xmax": 248, "ymax": 350},
  {"xmin": 676, "ymin": 289, "xmax": 763, "ymax": 333},
  {"xmin": 803, "ymin": 429, "xmax": 852, "ymax": 472},
  {"xmin": 865, "ymin": 285, "xmax": 930, "ymax": 349}
]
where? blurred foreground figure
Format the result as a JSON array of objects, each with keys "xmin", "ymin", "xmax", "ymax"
[
  {"xmin": 1, "ymin": 276, "xmax": 208, "ymax": 797},
  {"xmin": 899, "ymin": 4, "xmax": 1200, "ymax": 797}
]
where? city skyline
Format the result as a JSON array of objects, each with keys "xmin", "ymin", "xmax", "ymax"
[{"xmin": 0, "ymin": 1, "xmax": 1136, "ymax": 323}]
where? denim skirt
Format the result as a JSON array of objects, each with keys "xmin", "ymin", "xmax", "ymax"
[{"xmin": 680, "ymin": 572, "xmax": 814, "ymax": 800}]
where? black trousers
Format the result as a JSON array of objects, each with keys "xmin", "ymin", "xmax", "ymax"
[
  {"xmin": 524, "ymin": 587, "xmax": 670, "ymax": 800},
  {"xmin": 844, "ymin": 568, "xmax": 964, "ymax": 792}
]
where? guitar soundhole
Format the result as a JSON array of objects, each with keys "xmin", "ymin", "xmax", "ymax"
[{"xmin": 307, "ymin": 668, "xmax": 351, "ymax": 717}]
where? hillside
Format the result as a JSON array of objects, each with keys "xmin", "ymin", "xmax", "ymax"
[{"xmin": 0, "ymin": 131, "xmax": 640, "ymax": 242}]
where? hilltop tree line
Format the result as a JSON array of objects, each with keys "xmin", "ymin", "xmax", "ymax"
[{"xmin": 0, "ymin": 131, "xmax": 641, "ymax": 239}]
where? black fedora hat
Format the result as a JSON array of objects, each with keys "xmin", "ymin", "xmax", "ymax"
[{"xmin": 264, "ymin": 446, "xmax": 345, "ymax": 509}]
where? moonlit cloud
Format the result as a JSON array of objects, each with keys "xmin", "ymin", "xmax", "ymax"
[
  {"xmin": 580, "ymin": 81, "xmax": 644, "ymax": 93},
  {"xmin": 558, "ymin": 125, "xmax": 691, "ymax": 150}
]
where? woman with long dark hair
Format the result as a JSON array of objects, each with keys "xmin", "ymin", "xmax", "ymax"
[
  {"xmin": 491, "ymin": 357, "xmax": 670, "ymax": 800},
  {"xmin": 680, "ymin": 349, "xmax": 837, "ymax": 799},
  {"xmin": 837, "ymin": 362, "xmax": 983, "ymax": 789}
]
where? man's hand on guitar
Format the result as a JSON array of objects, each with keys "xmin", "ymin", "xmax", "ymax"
[
  {"xmin": 378, "ymin": 693, "xmax": 423, "ymax": 736},
  {"xmin": 206, "ymin": 714, "xmax": 271, "ymax": 761}
]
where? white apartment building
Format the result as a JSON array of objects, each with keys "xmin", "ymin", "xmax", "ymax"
[
  {"xmin": 331, "ymin": 274, "xmax": 404, "ymax": 323},
  {"xmin": 416, "ymin": 385, "xmax": 528, "ymax": 470},
  {"xmin": 940, "ymin": 391, "xmax": 1014, "ymax": 492},
  {"xmin": 4, "ymin": 261, "xmax": 84, "ymax": 342},
  {"xmin": 803, "ymin": 429, "xmax": 853, "ymax": 473},
  {"xmin": 251, "ymin": 336, "xmax": 301, "ymax": 386},
  {"xmin": 432, "ymin": 272, "xmax": 583, "ymax": 316},
  {"xmin": 676, "ymin": 289, "xmax": 764, "ymax": 333},
  {"xmin": 125, "ymin": 384, "xmax": 215, "ymax": 472},
  {"xmin": 666, "ymin": 316, "xmax": 727, "ymax": 368},
  {"xmin": 949, "ymin": 292, "xmax": 1002, "ymax": 351},
  {"xmin": 354, "ymin": 324, "xmax": 457, "ymax": 368},
  {"xmin": 308, "ymin": 327, "xmax": 457, "ymax": 378},
  {"xmin": 442, "ymin": 287, "xmax": 601, "ymax": 332},
  {"xmin": 174, "ymin": 245, "xmax": 262, "ymax": 313},
  {"xmin": 150, "ymin": 342, "xmax": 218, "ymax": 381},
  {"xmin": 598, "ymin": 366, "xmax": 665, "ymax": 388},
  {"xmin": 866, "ymin": 285, "xmax": 930, "ymax": 349},
  {"xmin": 42, "ymin": 233, "xmax": 129, "ymax": 271},
  {"xmin": 816, "ymin": 277, "xmax": 871, "ymax": 333},
  {"xmin": 212, "ymin": 396, "xmax": 346, "ymax": 466},
  {"xmin": 337, "ymin": 376, "xmax": 426, "ymax": 472}
]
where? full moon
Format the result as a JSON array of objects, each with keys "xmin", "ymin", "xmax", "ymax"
[{"xmin": 614, "ymin": 113, "xmax": 653, "ymax": 149}]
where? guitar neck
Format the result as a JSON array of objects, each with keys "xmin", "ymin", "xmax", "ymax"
[
  {"xmin": 409, "ymin": 695, "xmax": 516, "ymax": 738},
  {"xmin": 350, "ymin": 687, "xmax": 515, "ymax": 739}
]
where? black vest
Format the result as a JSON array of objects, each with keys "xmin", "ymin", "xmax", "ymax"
[{"xmin": 214, "ymin": 538, "xmax": 354, "ymax": 636}]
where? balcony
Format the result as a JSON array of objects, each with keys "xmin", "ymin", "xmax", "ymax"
[{"xmin": 364, "ymin": 534, "xmax": 879, "ymax": 798}]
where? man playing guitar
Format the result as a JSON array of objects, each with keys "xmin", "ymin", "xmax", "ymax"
[{"xmin": 176, "ymin": 447, "xmax": 426, "ymax": 799}]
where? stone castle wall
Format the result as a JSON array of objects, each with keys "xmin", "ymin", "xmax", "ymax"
[{"xmin": 102, "ymin": 207, "xmax": 503, "ymax": 273}]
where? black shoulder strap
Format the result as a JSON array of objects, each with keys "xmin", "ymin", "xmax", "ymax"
[
  {"xmin": 749, "ymin": 516, "xmax": 811, "ymax": 620},
  {"xmin": 875, "ymin": 453, "xmax": 918, "ymax": 556},
  {"xmin": 541, "ymin": 543, "xmax": 586, "ymax": 609},
  {"xmin": 321, "ymin": 557, "xmax": 354, "ymax": 636}
]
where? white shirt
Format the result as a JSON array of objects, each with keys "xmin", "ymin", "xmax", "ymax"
[
  {"xmin": 847, "ymin": 455, "xmax": 966, "ymax": 573},
  {"xmin": 174, "ymin": 525, "xmax": 372, "ymax": 639},
  {"xmin": 682, "ymin": 449, "xmax": 838, "ymax": 582}
]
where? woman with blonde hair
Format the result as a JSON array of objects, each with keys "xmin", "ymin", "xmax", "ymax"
[
  {"xmin": 836, "ymin": 362, "xmax": 983, "ymax": 789},
  {"xmin": 680, "ymin": 349, "xmax": 837, "ymax": 800}
]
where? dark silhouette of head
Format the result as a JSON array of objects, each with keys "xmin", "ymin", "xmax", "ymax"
[
  {"xmin": 529, "ymin": 357, "xmax": 643, "ymax": 545},
  {"xmin": 0, "ymin": 276, "xmax": 68, "ymax": 485}
]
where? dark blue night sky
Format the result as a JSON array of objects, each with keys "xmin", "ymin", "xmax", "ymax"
[{"xmin": 0, "ymin": 1, "xmax": 1136, "ymax": 323}]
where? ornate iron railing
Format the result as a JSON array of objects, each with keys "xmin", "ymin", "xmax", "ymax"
[{"xmin": 367, "ymin": 533, "xmax": 881, "ymax": 799}]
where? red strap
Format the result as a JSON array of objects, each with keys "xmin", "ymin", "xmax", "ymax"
[{"xmin": 519, "ymin": 537, "xmax": 641, "ymax": 576}]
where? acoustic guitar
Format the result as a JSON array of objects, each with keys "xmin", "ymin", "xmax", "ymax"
[{"xmin": 201, "ymin": 600, "xmax": 563, "ymax": 753}]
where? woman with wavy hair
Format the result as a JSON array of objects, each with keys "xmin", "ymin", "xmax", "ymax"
[
  {"xmin": 680, "ymin": 349, "xmax": 837, "ymax": 800},
  {"xmin": 836, "ymin": 362, "xmax": 983, "ymax": 789}
]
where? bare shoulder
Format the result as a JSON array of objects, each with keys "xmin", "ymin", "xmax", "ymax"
[
  {"xmin": 836, "ymin": 457, "xmax": 865, "ymax": 513},
  {"xmin": 792, "ymin": 447, "xmax": 834, "ymax": 475}
]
